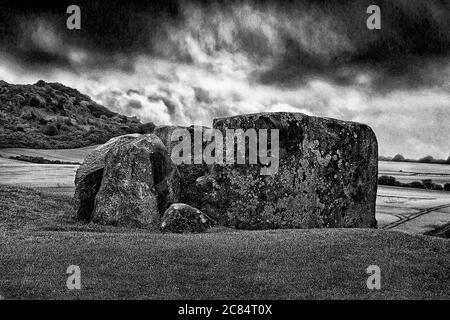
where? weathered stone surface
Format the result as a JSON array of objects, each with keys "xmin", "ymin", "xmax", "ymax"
[
  {"xmin": 184, "ymin": 175, "xmax": 223, "ymax": 223},
  {"xmin": 74, "ymin": 134, "xmax": 142, "ymax": 220},
  {"xmin": 154, "ymin": 125, "xmax": 208, "ymax": 204},
  {"xmin": 92, "ymin": 135, "xmax": 180, "ymax": 227},
  {"xmin": 209, "ymin": 112, "xmax": 378, "ymax": 229},
  {"xmin": 161, "ymin": 203, "xmax": 213, "ymax": 233},
  {"xmin": 74, "ymin": 134, "xmax": 180, "ymax": 227}
]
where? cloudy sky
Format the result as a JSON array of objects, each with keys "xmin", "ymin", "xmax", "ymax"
[{"xmin": 0, "ymin": 0, "xmax": 449, "ymax": 158}]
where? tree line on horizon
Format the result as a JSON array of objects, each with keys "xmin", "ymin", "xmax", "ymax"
[
  {"xmin": 378, "ymin": 175, "xmax": 450, "ymax": 192},
  {"xmin": 379, "ymin": 154, "xmax": 450, "ymax": 164}
]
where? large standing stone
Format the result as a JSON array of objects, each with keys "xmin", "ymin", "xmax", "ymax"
[
  {"xmin": 74, "ymin": 134, "xmax": 180, "ymax": 228},
  {"xmin": 208, "ymin": 112, "xmax": 378, "ymax": 229}
]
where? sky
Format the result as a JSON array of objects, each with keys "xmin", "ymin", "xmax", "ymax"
[{"xmin": 0, "ymin": 0, "xmax": 449, "ymax": 158}]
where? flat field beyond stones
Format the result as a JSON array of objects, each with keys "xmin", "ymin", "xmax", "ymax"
[
  {"xmin": 376, "ymin": 161, "xmax": 450, "ymax": 232},
  {"xmin": 0, "ymin": 145, "xmax": 98, "ymax": 163},
  {"xmin": 0, "ymin": 185, "xmax": 449, "ymax": 300},
  {"xmin": 0, "ymin": 146, "xmax": 97, "ymax": 196},
  {"xmin": 379, "ymin": 160, "xmax": 450, "ymax": 184}
]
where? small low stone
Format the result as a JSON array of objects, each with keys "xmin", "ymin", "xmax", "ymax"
[{"xmin": 161, "ymin": 203, "xmax": 213, "ymax": 233}]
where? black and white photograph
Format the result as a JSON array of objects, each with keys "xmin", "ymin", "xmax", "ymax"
[{"xmin": 0, "ymin": 0, "xmax": 449, "ymax": 306}]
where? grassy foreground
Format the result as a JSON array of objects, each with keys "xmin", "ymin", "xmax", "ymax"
[{"xmin": 0, "ymin": 186, "xmax": 449, "ymax": 299}]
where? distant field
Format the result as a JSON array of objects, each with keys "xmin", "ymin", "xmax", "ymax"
[
  {"xmin": 377, "ymin": 186, "xmax": 450, "ymax": 234},
  {"xmin": 379, "ymin": 160, "xmax": 450, "ymax": 184},
  {"xmin": 0, "ymin": 145, "xmax": 98, "ymax": 163},
  {"xmin": 376, "ymin": 161, "xmax": 450, "ymax": 233},
  {"xmin": 0, "ymin": 158, "xmax": 77, "ymax": 191},
  {"xmin": 0, "ymin": 146, "xmax": 97, "ymax": 194}
]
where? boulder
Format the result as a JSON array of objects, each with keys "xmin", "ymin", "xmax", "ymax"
[
  {"xmin": 74, "ymin": 134, "xmax": 142, "ymax": 220},
  {"xmin": 209, "ymin": 112, "xmax": 378, "ymax": 229},
  {"xmin": 154, "ymin": 125, "xmax": 209, "ymax": 204},
  {"xmin": 92, "ymin": 135, "xmax": 179, "ymax": 227},
  {"xmin": 161, "ymin": 203, "xmax": 214, "ymax": 233},
  {"xmin": 74, "ymin": 134, "xmax": 180, "ymax": 228}
]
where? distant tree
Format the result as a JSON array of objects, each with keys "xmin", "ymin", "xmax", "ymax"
[
  {"xmin": 42, "ymin": 123, "xmax": 58, "ymax": 136},
  {"xmin": 378, "ymin": 176, "xmax": 398, "ymax": 186},
  {"xmin": 422, "ymin": 179, "xmax": 434, "ymax": 189},
  {"xmin": 409, "ymin": 181, "xmax": 425, "ymax": 189},
  {"xmin": 392, "ymin": 154, "xmax": 405, "ymax": 161},
  {"xmin": 138, "ymin": 122, "xmax": 156, "ymax": 134},
  {"xmin": 14, "ymin": 125, "xmax": 25, "ymax": 132},
  {"xmin": 419, "ymin": 155, "xmax": 434, "ymax": 163},
  {"xmin": 378, "ymin": 155, "xmax": 392, "ymax": 161},
  {"xmin": 444, "ymin": 183, "xmax": 450, "ymax": 191},
  {"xmin": 63, "ymin": 117, "xmax": 73, "ymax": 126},
  {"xmin": 446, "ymin": 156, "xmax": 450, "ymax": 164}
]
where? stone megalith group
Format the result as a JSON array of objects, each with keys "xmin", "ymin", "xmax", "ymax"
[{"xmin": 74, "ymin": 112, "xmax": 378, "ymax": 232}]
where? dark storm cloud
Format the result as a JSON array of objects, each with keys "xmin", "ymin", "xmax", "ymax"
[
  {"xmin": 0, "ymin": 0, "xmax": 449, "ymax": 158},
  {"xmin": 0, "ymin": 0, "xmax": 449, "ymax": 88},
  {"xmin": 0, "ymin": 0, "xmax": 170, "ymax": 70}
]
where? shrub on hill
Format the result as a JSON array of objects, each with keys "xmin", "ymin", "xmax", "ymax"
[{"xmin": 42, "ymin": 123, "xmax": 58, "ymax": 136}]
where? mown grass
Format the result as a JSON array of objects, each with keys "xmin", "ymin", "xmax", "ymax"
[
  {"xmin": 0, "ymin": 185, "xmax": 74, "ymax": 232},
  {"xmin": 0, "ymin": 186, "xmax": 449, "ymax": 300},
  {"xmin": 0, "ymin": 185, "xmax": 148, "ymax": 233}
]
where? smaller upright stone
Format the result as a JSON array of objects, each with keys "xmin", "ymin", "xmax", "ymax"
[
  {"xmin": 74, "ymin": 134, "xmax": 142, "ymax": 221},
  {"xmin": 91, "ymin": 134, "xmax": 180, "ymax": 228}
]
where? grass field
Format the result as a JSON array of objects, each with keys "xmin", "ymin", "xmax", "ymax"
[
  {"xmin": 0, "ymin": 185, "xmax": 449, "ymax": 300},
  {"xmin": 0, "ymin": 146, "xmax": 98, "ymax": 163},
  {"xmin": 1, "ymin": 228, "xmax": 449, "ymax": 300},
  {"xmin": 0, "ymin": 149, "xmax": 449, "ymax": 299},
  {"xmin": 379, "ymin": 161, "xmax": 450, "ymax": 184},
  {"xmin": 377, "ymin": 186, "xmax": 450, "ymax": 234},
  {"xmin": 0, "ymin": 157, "xmax": 78, "ymax": 190},
  {"xmin": 376, "ymin": 161, "xmax": 450, "ymax": 234},
  {"xmin": 0, "ymin": 147, "xmax": 97, "ymax": 194}
]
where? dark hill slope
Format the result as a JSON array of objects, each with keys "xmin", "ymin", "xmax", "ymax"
[{"xmin": 0, "ymin": 80, "xmax": 154, "ymax": 148}]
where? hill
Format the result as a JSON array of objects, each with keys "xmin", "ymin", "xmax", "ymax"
[{"xmin": 0, "ymin": 80, "xmax": 155, "ymax": 149}]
